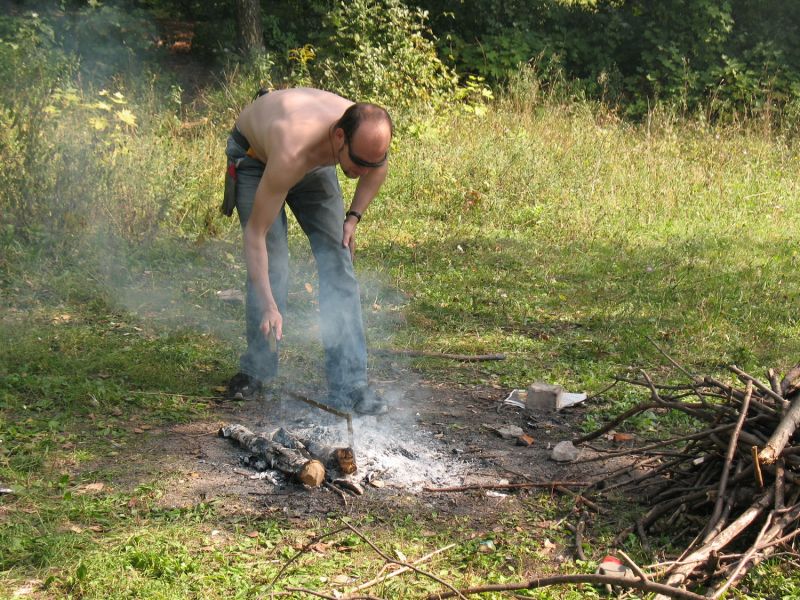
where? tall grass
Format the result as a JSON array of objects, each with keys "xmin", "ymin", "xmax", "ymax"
[{"xmin": 362, "ymin": 79, "xmax": 800, "ymax": 387}]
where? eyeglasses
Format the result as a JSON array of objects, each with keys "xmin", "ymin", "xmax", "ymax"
[{"xmin": 345, "ymin": 136, "xmax": 388, "ymax": 168}]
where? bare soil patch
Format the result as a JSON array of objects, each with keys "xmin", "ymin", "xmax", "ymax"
[{"xmin": 105, "ymin": 379, "xmax": 628, "ymax": 525}]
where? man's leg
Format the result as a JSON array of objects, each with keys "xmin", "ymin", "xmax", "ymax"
[
  {"xmin": 287, "ymin": 167, "xmax": 385, "ymax": 413},
  {"xmin": 227, "ymin": 143, "xmax": 289, "ymax": 396}
]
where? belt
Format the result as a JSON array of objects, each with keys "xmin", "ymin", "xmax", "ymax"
[{"xmin": 231, "ymin": 126, "xmax": 259, "ymax": 160}]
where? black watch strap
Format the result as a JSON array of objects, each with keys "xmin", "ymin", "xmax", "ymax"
[{"xmin": 345, "ymin": 210, "xmax": 362, "ymax": 222}]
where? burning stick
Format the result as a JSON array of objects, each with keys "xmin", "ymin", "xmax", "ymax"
[{"xmin": 288, "ymin": 391, "xmax": 355, "ymax": 450}]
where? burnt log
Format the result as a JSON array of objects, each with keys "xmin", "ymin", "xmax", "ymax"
[
  {"xmin": 271, "ymin": 427, "xmax": 357, "ymax": 474},
  {"xmin": 219, "ymin": 424, "xmax": 325, "ymax": 487}
]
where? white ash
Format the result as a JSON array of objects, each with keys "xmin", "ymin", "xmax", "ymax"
[{"xmin": 256, "ymin": 412, "xmax": 476, "ymax": 491}]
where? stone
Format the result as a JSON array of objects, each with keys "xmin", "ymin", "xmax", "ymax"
[{"xmin": 551, "ymin": 440, "xmax": 579, "ymax": 462}]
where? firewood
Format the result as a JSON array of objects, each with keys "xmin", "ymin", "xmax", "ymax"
[
  {"xmin": 219, "ymin": 424, "xmax": 325, "ymax": 487},
  {"xmin": 271, "ymin": 427, "xmax": 357, "ymax": 474},
  {"xmin": 759, "ymin": 396, "xmax": 800, "ymax": 465},
  {"xmin": 582, "ymin": 365, "xmax": 800, "ymax": 598}
]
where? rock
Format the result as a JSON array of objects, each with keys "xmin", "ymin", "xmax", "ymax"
[
  {"xmin": 551, "ymin": 440, "xmax": 579, "ymax": 462},
  {"xmin": 487, "ymin": 424, "xmax": 525, "ymax": 439}
]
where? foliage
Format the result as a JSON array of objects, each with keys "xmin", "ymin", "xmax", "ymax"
[
  {"xmin": 56, "ymin": 1, "xmax": 159, "ymax": 82},
  {"xmin": 416, "ymin": 0, "xmax": 800, "ymax": 120},
  {"xmin": 0, "ymin": 14, "xmax": 71, "ymax": 241},
  {"xmin": 310, "ymin": 0, "xmax": 460, "ymax": 113}
]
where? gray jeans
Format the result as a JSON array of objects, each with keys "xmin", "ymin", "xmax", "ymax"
[{"xmin": 226, "ymin": 135, "xmax": 368, "ymax": 398}]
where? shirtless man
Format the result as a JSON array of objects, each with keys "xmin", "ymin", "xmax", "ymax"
[{"xmin": 223, "ymin": 88, "xmax": 392, "ymax": 415}]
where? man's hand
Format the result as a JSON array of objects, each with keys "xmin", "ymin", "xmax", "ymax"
[
  {"xmin": 342, "ymin": 217, "xmax": 357, "ymax": 261},
  {"xmin": 260, "ymin": 304, "xmax": 283, "ymax": 344}
]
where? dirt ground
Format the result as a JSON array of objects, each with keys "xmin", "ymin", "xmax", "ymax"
[{"xmin": 106, "ymin": 377, "xmax": 631, "ymax": 525}]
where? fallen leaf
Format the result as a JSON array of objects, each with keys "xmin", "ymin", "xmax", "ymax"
[
  {"xmin": 331, "ymin": 574, "xmax": 352, "ymax": 585},
  {"xmin": 133, "ymin": 428, "xmax": 144, "ymax": 434},
  {"xmin": 87, "ymin": 525, "xmax": 104, "ymax": 532},
  {"xmin": 83, "ymin": 483, "xmax": 105, "ymax": 493},
  {"xmin": 213, "ymin": 386, "xmax": 227, "ymax": 393},
  {"xmin": 310, "ymin": 542, "xmax": 330, "ymax": 553},
  {"xmin": 613, "ymin": 433, "xmax": 634, "ymax": 443},
  {"xmin": 369, "ymin": 480, "xmax": 385, "ymax": 488},
  {"xmin": 517, "ymin": 434, "xmax": 535, "ymax": 446},
  {"xmin": 305, "ymin": 283, "xmax": 313, "ymax": 294},
  {"xmin": 246, "ymin": 531, "xmax": 259, "ymax": 538}
]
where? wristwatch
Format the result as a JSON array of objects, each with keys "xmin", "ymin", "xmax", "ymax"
[{"xmin": 345, "ymin": 210, "xmax": 362, "ymax": 222}]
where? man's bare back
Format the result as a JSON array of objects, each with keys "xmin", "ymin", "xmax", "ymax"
[{"xmin": 235, "ymin": 88, "xmax": 353, "ymax": 170}]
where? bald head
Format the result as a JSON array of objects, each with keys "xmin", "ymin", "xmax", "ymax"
[{"xmin": 335, "ymin": 103, "xmax": 394, "ymax": 142}]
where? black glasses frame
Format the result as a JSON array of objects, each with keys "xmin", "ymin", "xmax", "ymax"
[{"xmin": 345, "ymin": 135, "xmax": 388, "ymax": 168}]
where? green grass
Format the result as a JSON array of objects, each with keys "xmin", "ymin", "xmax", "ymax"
[{"xmin": 3, "ymin": 75, "xmax": 800, "ymax": 597}]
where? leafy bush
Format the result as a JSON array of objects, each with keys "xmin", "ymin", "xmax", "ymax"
[
  {"xmin": 0, "ymin": 13, "xmax": 75, "ymax": 243},
  {"xmin": 311, "ymin": 0, "xmax": 459, "ymax": 113}
]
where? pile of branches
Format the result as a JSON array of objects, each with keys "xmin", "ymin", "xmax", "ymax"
[{"xmin": 579, "ymin": 363, "xmax": 800, "ymax": 598}]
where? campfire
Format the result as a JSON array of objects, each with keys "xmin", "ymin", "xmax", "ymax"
[{"xmin": 218, "ymin": 389, "xmax": 477, "ymax": 498}]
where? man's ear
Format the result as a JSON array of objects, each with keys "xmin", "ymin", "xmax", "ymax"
[{"xmin": 333, "ymin": 127, "xmax": 345, "ymax": 145}]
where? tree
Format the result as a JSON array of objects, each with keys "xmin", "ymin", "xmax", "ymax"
[{"xmin": 235, "ymin": 0, "xmax": 265, "ymax": 56}]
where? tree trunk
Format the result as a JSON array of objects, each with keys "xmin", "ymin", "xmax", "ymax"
[{"xmin": 234, "ymin": 0, "xmax": 264, "ymax": 56}]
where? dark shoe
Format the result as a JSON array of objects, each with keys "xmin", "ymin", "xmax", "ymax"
[
  {"xmin": 226, "ymin": 372, "xmax": 264, "ymax": 400},
  {"xmin": 351, "ymin": 386, "xmax": 388, "ymax": 416}
]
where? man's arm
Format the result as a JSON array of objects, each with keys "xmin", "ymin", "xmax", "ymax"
[
  {"xmin": 243, "ymin": 158, "xmax": 303, "ymax": 341},
  {"xmin": 342, "ymin": 164, "xmax": 388, "ymax": 257}
]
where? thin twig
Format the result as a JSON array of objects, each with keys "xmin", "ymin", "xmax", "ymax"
[
  {"xmin": 425, "ymin": 573, "xmax": 708, "ymax": 600},
  {"xmin": 324, "ymin": 481, "xmax": 348, "ymax": 507},
  {"xmin": 372, "ymin": 349, "xmax": 506, "ymax": 362},
  {"xmin": 646, "ymin": 336, "xmax": 700, "ymax": 384},
  {"xmin": 575, "ymin": 421, "xmax": 755, "ymax": 463},
  {"xmin": 728, "ymin": 364, "xmax": 787, "ymax": 406},
  {"xmin": 710, "ymin": 512, "xmax": 775, "ymax": 599},
  {"xmin": 350, "ymin": 543, "xmax": 457, "ymax": 593},
  {"xmin": 618, "ymin": 550, "xmax": 649, "ymax": 581},
  {"xmin": 423, "ymin": 481, "xmax": 588, "ymax": 492},
  {"xmin": 340, "ymin": 519, "xmax": 467, "ymax": 600},
  {"xmin": 706, "ymin": 382, "xmax": 753, "ymax": 535},
  {"xmin": 271, "ymin": 526, "xmax": 350, "ymax": 585},
  {"xmin": 285, "ymin": 588, "xmax": 383, "ymax": 600},
  {"xmin": 584, "ymin": 379, "xmax": 620, "ymax": 402}
]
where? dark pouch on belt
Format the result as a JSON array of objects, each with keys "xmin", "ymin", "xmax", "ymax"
[{"xmin": 221, "ymin": 159, "xmax": 237, "ymax": 216}]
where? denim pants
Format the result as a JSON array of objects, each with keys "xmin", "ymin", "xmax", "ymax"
[{"xmin": 226, "ymin": 135, "xmax": 368, "ymax": 398}]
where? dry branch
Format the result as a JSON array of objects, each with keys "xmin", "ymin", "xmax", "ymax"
[
  {"xmin": 423, "ymin": 481, "xmax": 587, "ymax": 493},
  {"xmin": 426, "ymin": 573, "xmax": 708, "ymax": 600},
  {"xmin": 759, "ymin": 396, "xmax": 800, "ymax": 465},
  {"xmin": 578, "ymin": 364, "xmax": 800, "ymax": 598},
  {"xmin": 372, "ymin": 349, "xmax": 505, "ymax": 362},
  {"xmin": 350, "ymin": 543, "xmax": 457, "ymax": 593}
]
